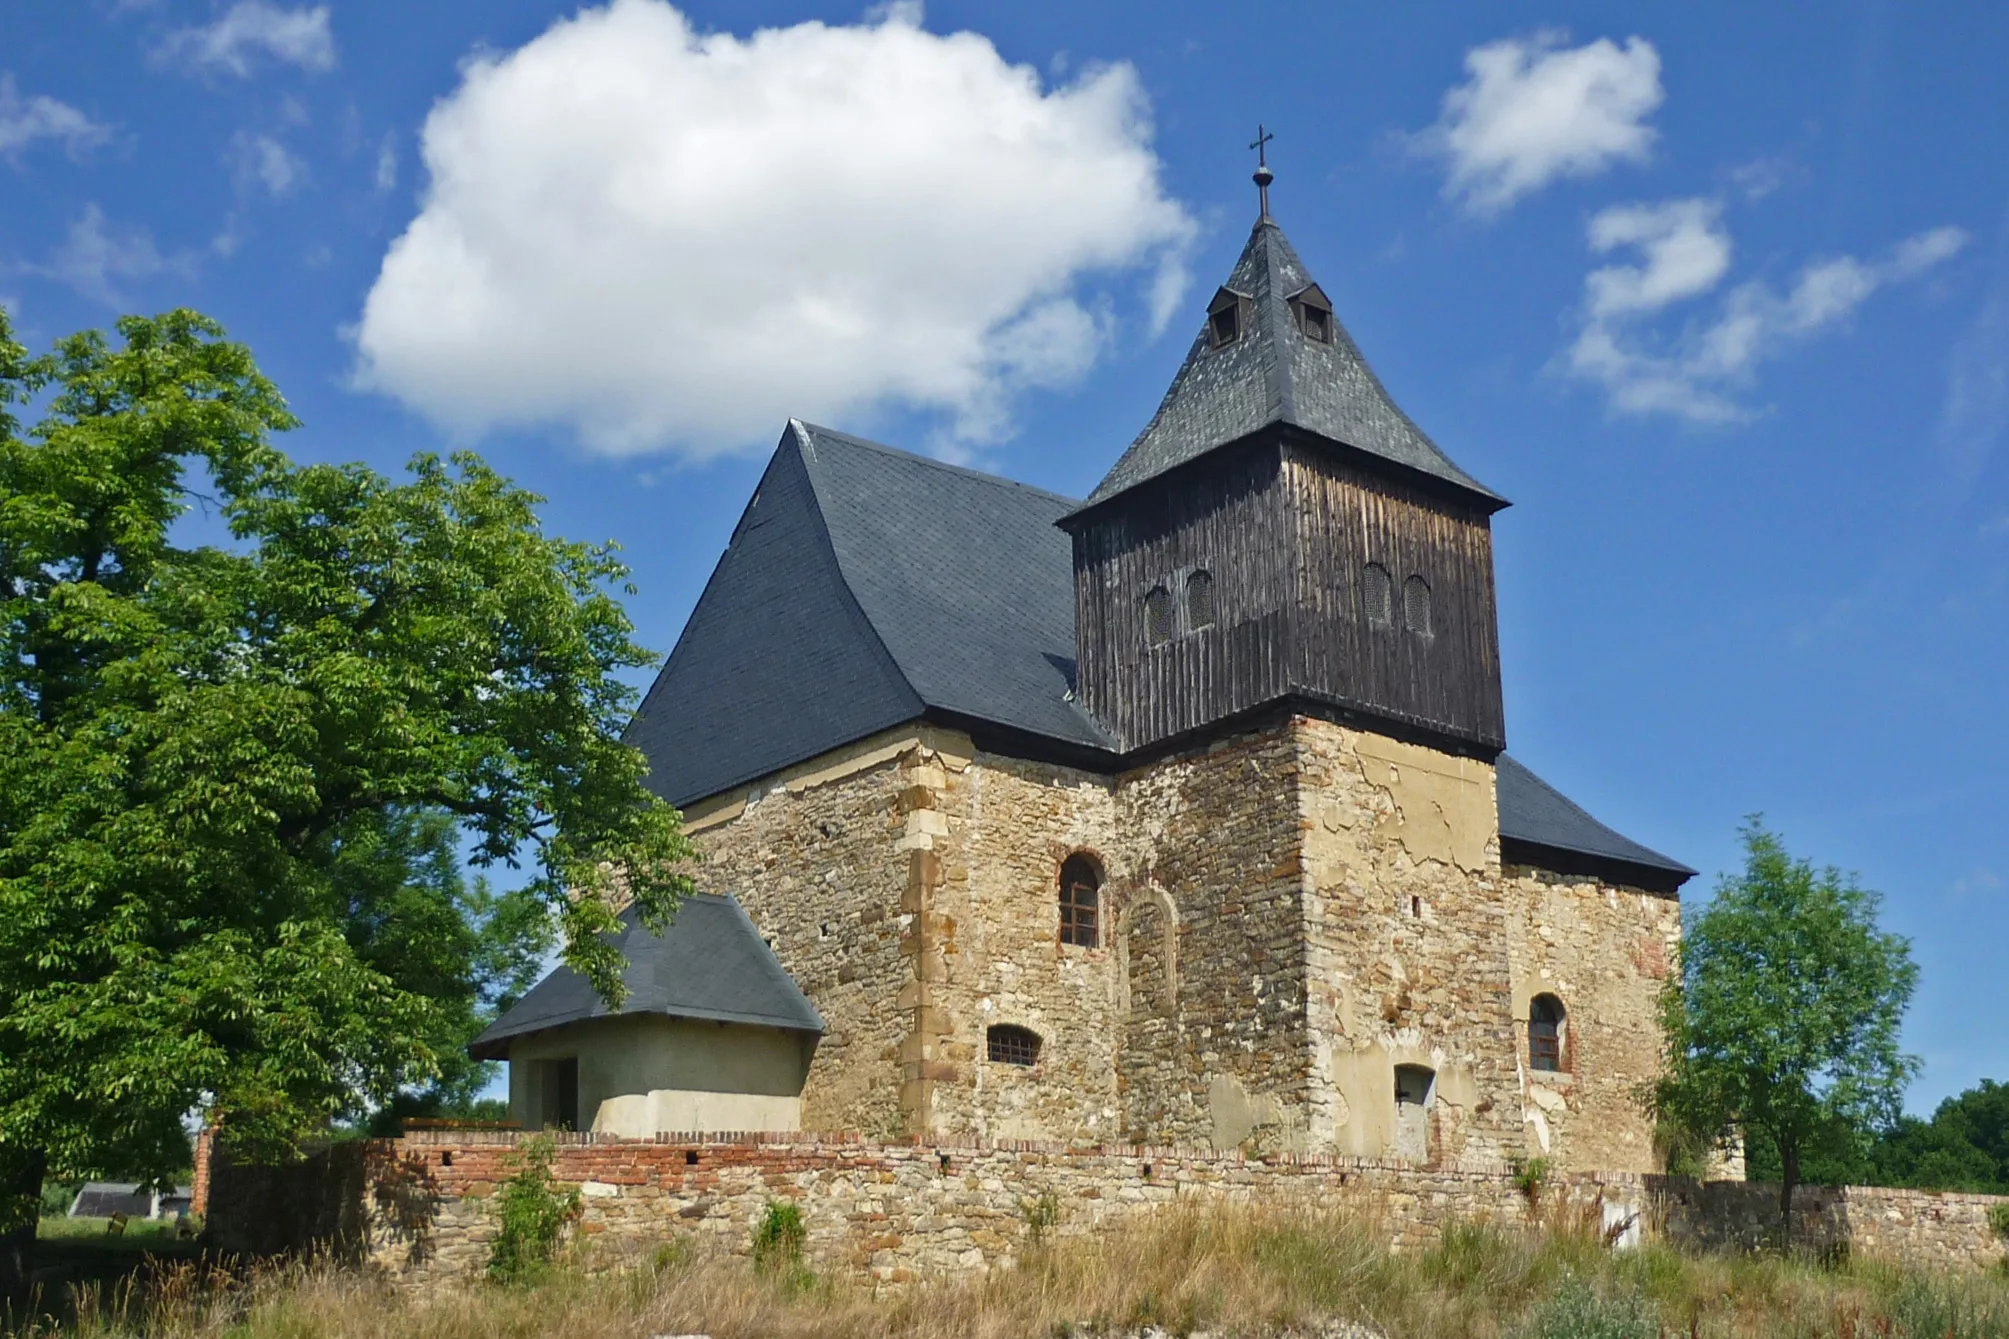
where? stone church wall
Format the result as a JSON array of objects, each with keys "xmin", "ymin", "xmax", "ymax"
[
  {"xmin": 1295, "ymin": 719, "xmax": 1522, "ymax": 1167},
  {"xmin": 680, "ymin": 714, "xmax": 1676, "ymax": 1172},
  {"xmin": 1505, "ymin": 867, "xmax": 1683, "ymax": 1173},
  {"xmin": 912, "ymin": 746, "xmax": 1130, "ymax": 1144},
  {"xmin": 1109, "ymin": 723, "xmax": 1316, "ymax": 1152},
  {"xmin": 685, "ymin": 729, "xmax": 928, "ymax": 1140}
]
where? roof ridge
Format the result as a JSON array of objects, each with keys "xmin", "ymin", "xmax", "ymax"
[
  {"xmin": 1259, "ymin": 223, "xmax": 1299, "ymax": 426},
  {"xmin": 784, "ymin": 421, "xmax": 928, "ymax": 711},
  {"xmin": 791, "ymin": 419, "xmax": 1083, "ymax": 508}
]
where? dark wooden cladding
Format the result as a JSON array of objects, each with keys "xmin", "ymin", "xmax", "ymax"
[
  {"xmin": 1283, "ymin": 441, "xmax": 1505, "ymax": 750},
  {"xmin": 1070, "ymin": 433, "xmax": 1505, "ymax": 754},
  {"xmin": 1072, "ymin": 442, "xmax": 1294, "ymax": 749}
]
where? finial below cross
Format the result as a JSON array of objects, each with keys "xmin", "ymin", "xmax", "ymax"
[{"xmin": 1250, "ymin": 124, "xmax": 1276, "ymax": 218}]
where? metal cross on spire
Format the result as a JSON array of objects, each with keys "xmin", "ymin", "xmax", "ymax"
[{"xmin": 1250, "ymin": 124, "xmax": 1275, "ymax": 218}]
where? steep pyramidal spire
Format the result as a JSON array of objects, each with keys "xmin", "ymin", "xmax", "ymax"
[{"xmin": 1079, "ymin": 207, "xmax": 1503, "ymax": 512}]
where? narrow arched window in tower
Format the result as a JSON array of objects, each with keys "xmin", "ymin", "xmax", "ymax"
[
  {"xmin": 1186, "ymin": 569, "xmax": 1216, "ymax": 630},
  {"xmin": 1530, "ymin": 994, "xmax": 1566, "ymax": 1072},
  {"xmin": 1363, "ymin": 563, "xmax": 1393, "ymax": 628},
  {"xmin": 1403, "ymin": 575, "xmax": 1433, "ymax": 638},
  {"xmin": 987, "ymin": 1024, "xmax": 1042, "ymax": 1067},
  {"xmin": 1143, "ymin": 585, "xmax": 1173, "ymax": 646},
  {"xmin": 1058, "ymin": 853, "xmax": 1101, "ymax": 948}
]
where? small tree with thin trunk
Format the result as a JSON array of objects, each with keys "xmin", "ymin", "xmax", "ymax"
[{"xmin": 1650, "ymin": 820, "xmax": 1918, "ymax": 1235}]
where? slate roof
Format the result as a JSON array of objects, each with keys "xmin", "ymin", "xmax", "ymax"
[
  {"xmin": 628, "ymin": 427, "xmax": 1690, "ymax": 890},
  {"xmin": 1496, "ymin": 755, "xmax": 1695, "ymax": 887},
  {"xmin": 625, "ymin": 420, "xmax": 1110, "ymax": 808},
  {"xmin": 1077, "ymin": 218, "xmax": 1504, "ymax": 513},
  {"xmin": 468, "ymin": 894, "xmax": 824, "ymax": 1060}
]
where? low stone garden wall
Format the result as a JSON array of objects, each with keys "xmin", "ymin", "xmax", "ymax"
[{"xmin": 197, "ymin": 1130, "xmax": 2009, "ymax": 1285}]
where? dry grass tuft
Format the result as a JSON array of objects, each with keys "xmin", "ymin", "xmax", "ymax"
[{"xmin": 15, "ymin": 1201, "xmax": 2009, "ymax": 1339}]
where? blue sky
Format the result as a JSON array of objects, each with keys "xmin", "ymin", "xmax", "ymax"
[{"xmin": 5, "ymin": 0, "xmax": 2005, "ymax": 1113}]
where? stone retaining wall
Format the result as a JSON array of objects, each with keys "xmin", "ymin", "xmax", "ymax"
[{"xmin": 202, "ymin": 1131, "xmax": 2009, "ymax": 1284}]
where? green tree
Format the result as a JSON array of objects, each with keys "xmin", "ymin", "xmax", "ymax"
[
  {"xmin": 1651, "ymin": 820, "xmax": 1919, "ymax": 1228},
  {"xmin": 327, "ymin": 806, "xmax": 553, "ymax": 1127},
  {"xmin": 0, "ymin": 309, "xmax": 692, "ymax": 1190}
]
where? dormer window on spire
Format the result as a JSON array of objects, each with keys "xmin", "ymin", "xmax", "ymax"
[
  {"xmin": 1207, "ymin": 287, "xmax": 1248, "ymax": 348},
  {"xmin": 1290, "ymin": 284, "xmax": 1333, "ymax": 345}
]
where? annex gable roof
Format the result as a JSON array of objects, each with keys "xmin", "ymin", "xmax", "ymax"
[
  {"xmin": 627, "ymin": 425, "xmax": 1690, "ymax": 889},
  {"xmin": 468, "ymin": 893, "xmax": 823, "ymax": 1060},
  {"xmin": 1076, "ymin": 217, "xmax": 1505, "ymax": 514}
]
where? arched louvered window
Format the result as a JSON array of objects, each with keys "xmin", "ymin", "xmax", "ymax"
[
  {"xmin": 1059, "ymin": 853, "xmax": 1101, "ymax": 948},
  {"xmin": 1403, "ymin": 575, "xmax": 1433, "ymax": 637},
  {"xmin": 1143, "ymin": 585, "xmax": 1174, "ymax": 646},
  {"xmin": 1186, "ymin": 569, "xmax": 1215, "ymax": 630},
  {"xmin": 987, "ymin": 1024, "xmax": 1042, "ymax": 1067},
  {"xmin": 1363, "ymin": 563, "xmax": 1393, "ymax": 628},
  {"xmin": 1530, "ymin": 994, "xmax": 1566, "ymax": 1072}
]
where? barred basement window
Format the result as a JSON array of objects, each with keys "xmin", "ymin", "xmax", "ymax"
[
  {"xmin": 1186, "ymin": 569, "xmax": 1216, "ymax": 630},
  {"xmin": 1363, "ymin": 563, "xmax": 1393, "ymax": 628},
  {"xmin": 1143, "ymin": 585, "xmax": 1174, "ymax": 646},
  {"xmin": 1403, "ymin": 575, "xmax": 1433, "ymax": 637},
  {"xmin": 1059, "ymin": 852, "xmax": 1101, "ymax": 948},
  {"xmin": 987, "ymin": 1024, "xmax": 1042, "ymax": 1067}
]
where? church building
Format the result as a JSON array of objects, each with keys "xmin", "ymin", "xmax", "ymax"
[{"xmin": 477, "ymin": 168, "xmax": 1694, "ymax": 1174}]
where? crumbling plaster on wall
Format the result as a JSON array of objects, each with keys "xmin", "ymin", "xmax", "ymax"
[
  {"xmin": 680, "ymin": 712, "xmax": 1677, "ymax": 1172},
  {"xmin": 1294, "ymin": 716, "xmax": 1518, "ymax": 1168},
  {"xmin": 1504, "ymin": 867, "xmax": 1684, "ymax": 1173}
]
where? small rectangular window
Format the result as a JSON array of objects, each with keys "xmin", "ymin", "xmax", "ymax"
[{"xmin": 1210, "ymin": 306, "xmax": 1239, "ymax": 347}]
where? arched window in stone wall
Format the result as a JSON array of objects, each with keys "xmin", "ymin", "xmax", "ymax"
[
  {"xmin": 1059, "ymin": 853, "xmax": 1101, "ymax": 948},
  {"xmin": 1530, "ymin": 994, "xmax": 1567, "ymax": 1072}
]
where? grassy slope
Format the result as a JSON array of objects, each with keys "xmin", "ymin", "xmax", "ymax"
[{"xmin": 15, "ymin": 1204, "xmax": 2009, "ymax": 1339}]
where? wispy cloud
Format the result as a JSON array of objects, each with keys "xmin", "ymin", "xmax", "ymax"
[
  {"xmin": 0, "ymin": 73, "xmax": 112, "ymax": 161},
  {"xmin": 155, "ymin": 1, "xmax": 335, "ymax": 78},
  {"xmin": 229, "ymin": 129, "xmax": 305, "ymax": 196},
  {"xmin": 1415, "ymin": 31, "xmax": 1663, "ymax": 217},
  {"xmin": 1724, "ymin": 155, "xmax": 1800, "ymax": 203},
  {"xmin": 373, "ymin": 132, "xmax": 397, "ymax": 192},
  {"xmin": 34, "ymin": 205, "xmax": 194, "ymax": 307},
  {"xmin": 1565, "ymin": 198, "xmax": 1967, "ymax": 421},
  {"xmin": 1941, "ymin": 211, "xmax": 2009, "ymax": 478}
]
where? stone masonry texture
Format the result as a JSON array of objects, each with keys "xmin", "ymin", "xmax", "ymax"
[
  {"xmin": 201, "ymin": 1131, "xmax": 2009, "ymax": 1285},
  {"xmin": 683, "ymin": 714, "xmax": 1680, "ymax": 1169}
]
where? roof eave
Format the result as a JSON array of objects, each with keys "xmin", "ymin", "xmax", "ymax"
[
  {"xmin": 468, "ymin": 1004, "xmax": 827, "ymax": 1062},
  {"xmin": 1499, "ymin": 834, "xmax": 1695, "ymax": 896},
  {"xmin": 1059, "ymin": 421, "xmax": 1509, "ymax": 531}
]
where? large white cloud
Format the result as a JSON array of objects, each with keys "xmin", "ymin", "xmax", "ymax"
[
  {"xmin": 352, "ymin": 0, "xmax": 1195, "ymax": 458},
  {"xmin": 1566, "ymin": 198, "xmax": 1967, "ymax": 421},
  {"xmin": 1419, "ymin": 32, "xmax": 1663, "ymax": 217}
]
